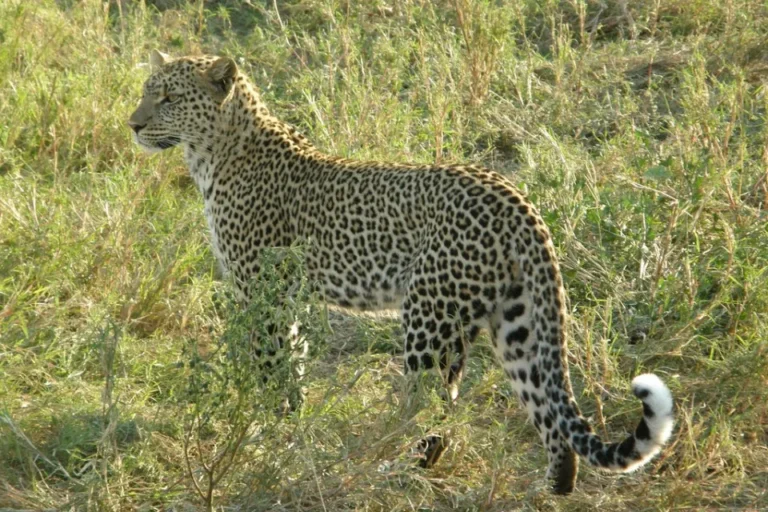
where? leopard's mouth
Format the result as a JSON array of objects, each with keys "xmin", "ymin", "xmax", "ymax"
[{"xmin": 155, "ymin": 136, "xmax": 181, "ymax": 149}]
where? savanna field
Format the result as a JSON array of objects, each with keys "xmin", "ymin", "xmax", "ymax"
[{"xmin": 1, "ymin": 0, "xmax": 767, "ymax": 510}]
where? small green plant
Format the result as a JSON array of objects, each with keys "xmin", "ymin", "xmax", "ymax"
[{"xmin": 179, "ymin": 246, "xmax": 328, "ymax": 511}]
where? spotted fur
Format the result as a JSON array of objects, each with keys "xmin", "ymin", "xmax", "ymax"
[{"xmin": 129, "ymin": 51, "xmax": 674, "ymax": 494}]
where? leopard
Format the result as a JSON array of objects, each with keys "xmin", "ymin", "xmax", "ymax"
[{"xmin": 128, "ymin": 50, "xmax": 674, "ymax": 494}]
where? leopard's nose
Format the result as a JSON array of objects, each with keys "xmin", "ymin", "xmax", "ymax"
[{"xmin": 128, "ymin": 120, "xmax": 146, "ymax": 134}]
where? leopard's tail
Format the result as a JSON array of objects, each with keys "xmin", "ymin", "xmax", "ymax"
[
  {"xmin": 547, "ymin": 369, "xmax": 674, "ymax": 472},
  {"xmin": 516, "ymin": 216, "xmax": 673, "ymax": 474}
]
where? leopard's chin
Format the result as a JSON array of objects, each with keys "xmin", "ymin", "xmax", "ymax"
[{"xmin": 132, "ymin": 133, "xmax": 180, "ymax": 154}]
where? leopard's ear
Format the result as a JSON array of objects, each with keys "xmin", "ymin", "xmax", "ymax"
[
  {"xmin": 149, "ymin": 50, "xmax": 169, "ymax": 71},
  {"xmin": 205, "ymin": 56, "xmax": 238, "ymax": 97}
]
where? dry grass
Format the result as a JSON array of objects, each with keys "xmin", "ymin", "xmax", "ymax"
[{"xmin": 1, "ymin": 0, "xmax": 767, "ymax": 510}]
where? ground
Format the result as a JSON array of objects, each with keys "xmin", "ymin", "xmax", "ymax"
[{"xmin": 0, "ymin": 0, "xmax": 767, "ymax": 510}]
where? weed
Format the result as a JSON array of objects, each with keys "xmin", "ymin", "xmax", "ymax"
[{"xmin": 179, "ymin": 246, "xmax": 328, "ymax": 511}]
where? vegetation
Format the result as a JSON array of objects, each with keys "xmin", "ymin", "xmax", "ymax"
[{"xmin": 1, "ymin": 0, "xmax": 767, "ymax": 509}]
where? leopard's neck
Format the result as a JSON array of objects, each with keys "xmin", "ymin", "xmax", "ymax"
[{"xmin": 181, "ymin": 79, "xmax": 326, "ymax": 200}]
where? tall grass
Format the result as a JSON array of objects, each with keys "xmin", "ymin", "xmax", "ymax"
[{"xmin": 0, "ymin": 0, "xmax": 766, "ymax": 510}]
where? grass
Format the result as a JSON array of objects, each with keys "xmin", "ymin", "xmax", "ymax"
[{"xmin": 1, "ymin": 0, "xmax": 767, "ymax": 509}]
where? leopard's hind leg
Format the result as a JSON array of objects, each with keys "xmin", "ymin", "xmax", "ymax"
[{"xmin": 490, "ymin": 277, "xmax": 578, "ymax": 494}]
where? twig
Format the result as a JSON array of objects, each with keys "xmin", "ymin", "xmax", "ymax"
[{"xmin": 0, "ymin": 413, "xmax": 72, "ymax": 480}]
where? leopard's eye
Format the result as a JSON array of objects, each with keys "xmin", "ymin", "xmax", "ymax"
[{"xmin": 160, "ymin": 93, "xmax": 179, "ymax": 105}]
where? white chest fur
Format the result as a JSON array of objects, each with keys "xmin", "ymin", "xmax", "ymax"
[{"xmin": 185, "ymin": 149, "xmax": 227, "ymax": 274}]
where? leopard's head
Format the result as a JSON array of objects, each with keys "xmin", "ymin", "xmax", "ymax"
[{"xmin": 128, "ymin": 50, "xmax": 238, "ymax": 153}]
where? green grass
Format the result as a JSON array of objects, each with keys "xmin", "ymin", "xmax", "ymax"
[{"xmin": 1, "ymin": 0, "xmax": 767, "ymax": 510}]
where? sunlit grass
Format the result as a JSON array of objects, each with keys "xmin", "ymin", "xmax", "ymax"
[{"xmin": 1, "ymin": 0, "xmax": 767, "ymax": 510}]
